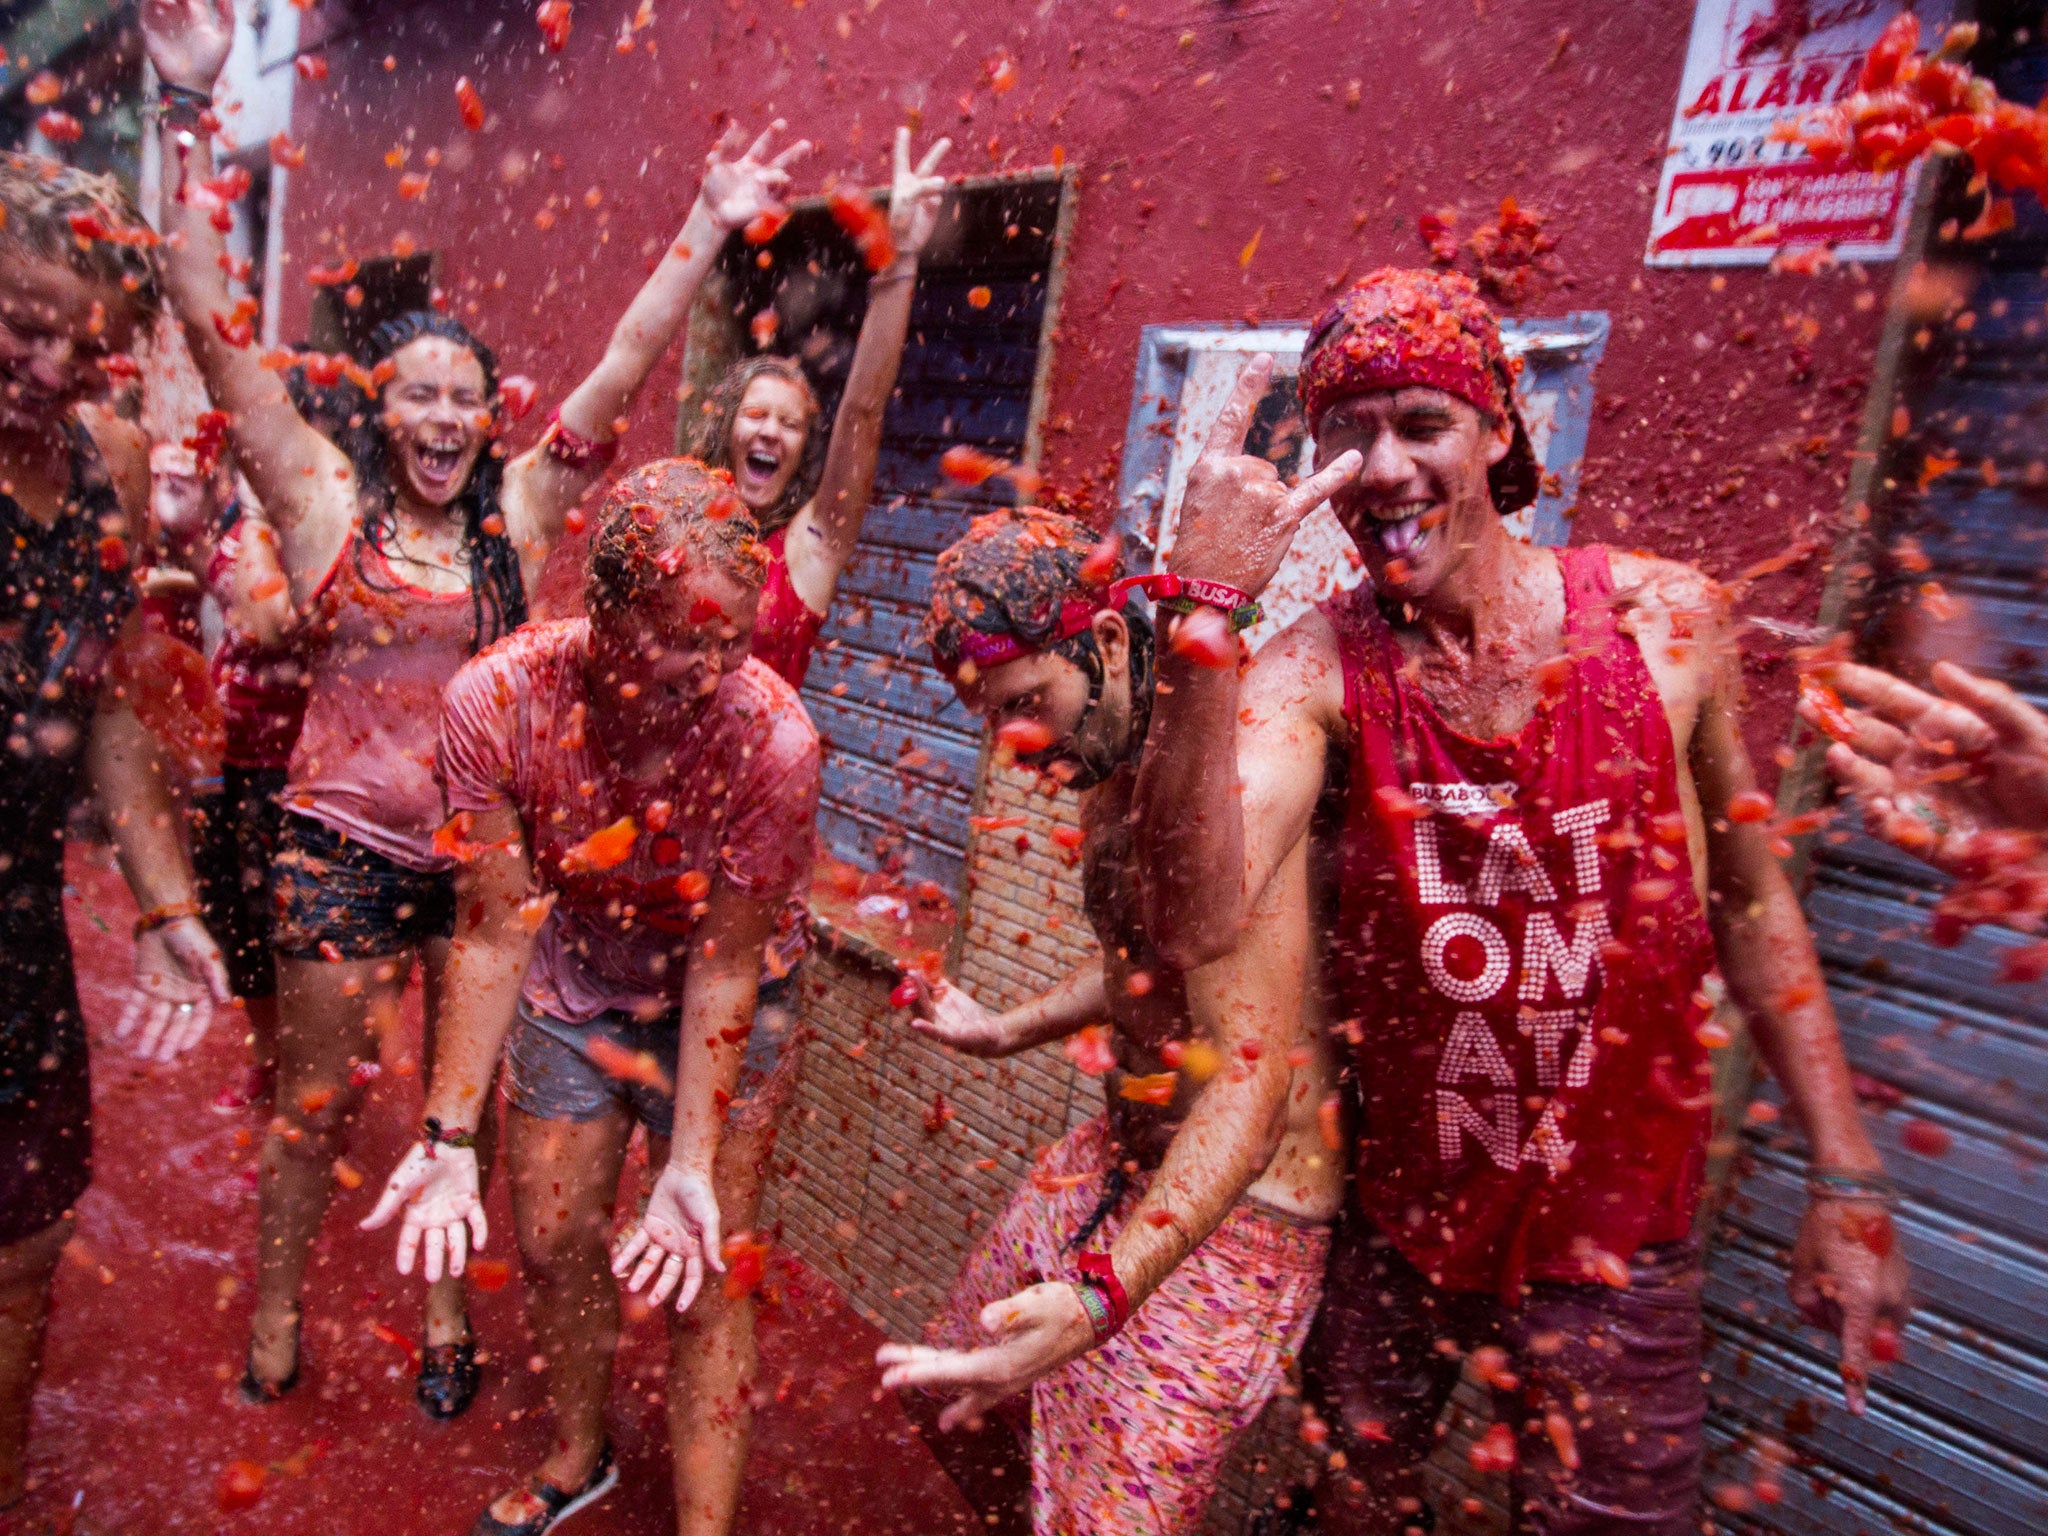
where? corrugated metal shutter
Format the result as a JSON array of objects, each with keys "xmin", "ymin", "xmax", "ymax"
[
  {"xmin": 713, "ymin": 180, "xmax": 1063, "ymax": 894},
  {"xmin": 1704, "ymin": 35, "xmax": 2048, "ymax": 1536}
]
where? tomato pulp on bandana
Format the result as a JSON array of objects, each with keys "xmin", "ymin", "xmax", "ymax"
[
  {"xmin": 1323, "ymin": 545, "xmax": 1717, "ymax": 1297},
  {"xmin": 438, "ymin": 618, "xmax": 819, "ymax": 1024}
]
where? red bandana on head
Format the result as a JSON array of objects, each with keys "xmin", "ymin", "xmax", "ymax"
[{"xmin": 1297, "ymin": 267, "xmax": 1516, "ymax": 426}]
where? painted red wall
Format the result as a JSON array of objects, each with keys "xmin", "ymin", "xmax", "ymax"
[{"xmin": 279, "ymin": 0, "xmax": 1888, "ymax": 775}]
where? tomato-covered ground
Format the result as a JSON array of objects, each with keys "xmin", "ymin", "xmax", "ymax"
[{"xmin": 0, "ymin": 843, "xmax": 973, "ymax": 1535}]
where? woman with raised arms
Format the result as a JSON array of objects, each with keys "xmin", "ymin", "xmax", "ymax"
[{"xmin": 141, "ymin": 0, "xmax": 808, "ymax": 1416}]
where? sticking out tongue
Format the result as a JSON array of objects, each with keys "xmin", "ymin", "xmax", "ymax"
[{"xmin": 1376, "ymin": 516, "xmax": 1423, "ymax": 556}]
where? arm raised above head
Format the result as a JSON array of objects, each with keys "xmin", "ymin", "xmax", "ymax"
[
  {"xmin": 782, "ymin": 129, "xmax": 951, "ymax": 615},
  {"xmin": 142, "ymin": 0, "xmax": 356, "ymax": 603},
  {"xmin": 502, "ymin": 119, "xmax": 812, "ymax": 582}
]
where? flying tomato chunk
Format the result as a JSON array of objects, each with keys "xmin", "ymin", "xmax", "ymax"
[
  {"xmin": 214, "ymin": 1460, "xmax": 268, "ymax": 1513},
  {"xmin": 295, "ymin": 54, "xmax": 328, "ymax": 81},
  {"xmin": 536, "ymin": 0, "xmax": 573, "ymax": 49},
  {"xmin": 826, "ymin": 187, "xmax": 897, "ymax": 272},
  {"xmin": 1167, "ymin": 607, "xmax": 1235, "ymax": 669},
  {"xmin": 1725, "ymin": 790, "xmax": 1774, "ymax": 824},
  {"xmin": 743, "ymin": 210, "xmax": 788, "ymax": 244},
  {"xmin": 36, "ymin": 110, "xmax": 82, "ymax": 143},
  {"xmin": 938, "ymin": 444, "xmax": 1004, "ymax": 485},
  {"xmin": 497, "ymin": 374, "xmax": 538, "ymax": 420},
  {"xmin": 583, "ymin": 1035, "xmax": 674, "ymax": 1094},
  {"xmin": 25, "ymin": 72, "xmax": 62, "ymax": 107},
  {"xmin": 561, "ymin": 815, "xmax": 638, "ymax": 873},
  {"xmin": 455, "ymin": 76, "xmax": 487, "ymax": 131},
  {"xmin": 269, "ymin": 132, "xmax": 307, "ymax": 169},
  {"xmin": 1063, "ymin": 1024, "xmax": 1116, "ymax": 1077},
  {"xmin": 995, "ymin": 718, "xmax": 1054, "ymax": 756}
]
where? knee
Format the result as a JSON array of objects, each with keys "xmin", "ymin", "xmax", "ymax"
[{"xmin": 515, "ymin": 1213, "xmax": 609, "ymax": 1286}]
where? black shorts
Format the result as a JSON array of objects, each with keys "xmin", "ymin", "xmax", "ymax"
[
  {"xmin": 271, "ymin": 811, "xmax": 456, "ymax": 961},
  {"xmin": 192, "ymin": 765, "xmax": 287, "ymax": 1000},
  {"xmin": 0, "ymin": 881, "xmax": 91, "ymax": 1248}
]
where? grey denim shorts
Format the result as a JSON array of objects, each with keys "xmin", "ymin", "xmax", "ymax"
[{"xmin": 504, "ymin": 972, "xmax": 801, "ymax": 1138}]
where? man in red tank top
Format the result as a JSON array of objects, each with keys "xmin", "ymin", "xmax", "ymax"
[{"xmin": 1133, "ymin": 269, "xmax": 1909, "ymax": 1535}]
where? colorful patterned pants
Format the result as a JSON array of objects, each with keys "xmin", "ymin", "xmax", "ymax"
[{"xmin": 933, "ymin": 1116, "xmax": 1330, "ymax": 1535}]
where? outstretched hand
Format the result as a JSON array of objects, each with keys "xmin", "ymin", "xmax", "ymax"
[
  {"xmin": 139, "ymin": 0, "xmax": 235, "ymax": 94},
  {"xmin": 1810, "ymin": 659, "xmax": 2048, "ymax": 874},
  {"xmin": 905, "ymin": 973, "xmax": 1009, "ymax": 1058},
  {"xmin": 612, "ymin": 1164, "xmax": 723, "ymax": 1313},
  {"xmin": 360, "ymin": 1143, "xmax": 488, "ymax": 1283},
  {"xmin": 699, "ymin": 120, "xmax": 812, "ymax": 233},
  {"xmin": 876, "ymin": 1281, "xmax": 1094, "ymax": 1430},
  {"xmin": 887, "ymin": 128, "xmax": 953, "ymax": 259},
  {"xmin": 115, "ymin": 914, "xmax": 232, "ymax": 1062},
  {"xmin": 1165, "ymin": 354, "xmax": 1362, "ymax": 602}
]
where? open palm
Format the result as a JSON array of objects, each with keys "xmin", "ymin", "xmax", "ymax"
[{"xmin": 139, "ymin": 0, "xmax": 234, "ymax": 93}]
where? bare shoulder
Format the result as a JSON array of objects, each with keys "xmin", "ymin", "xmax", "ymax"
[
  {"xmin": 1239, "ymin": 606, "xmax": 1347, "ymax": 740},
  {"xmin": 76, "ymin": 403, "xmax": 150, "ymax": 522},
  {"xmin": 1605, "ymin": 547, "xmax": 1732, "ymax": 711}
]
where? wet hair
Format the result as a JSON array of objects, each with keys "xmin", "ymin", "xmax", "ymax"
[
  {"xmin": 336, "ymin": 309, "xmax": 526, "ymax": 651},
  {"xmin": 926, "ymin": 506, "xmax": 1152, "ymax": 692},
  {"xmin": 683, "ymin": 355, "xmax": 823, "ymax": 539},
  {"xmin": 0, "ymin": 153, "xmax": 162, "ymax": 322},
  {"xmin": 584, "ymin": 456, "xmax": 765, "ymax": 622}
]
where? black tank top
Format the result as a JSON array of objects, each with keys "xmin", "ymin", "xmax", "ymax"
[{"xmin": 0, "ymin": 422, "xmax": 133, "ymax": 1098}]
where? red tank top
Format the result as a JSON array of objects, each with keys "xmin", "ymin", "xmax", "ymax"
[
  {"xmin": 1325, "ymin": 545, "xmax": 1717, "ymax": 1297},
  {"xmin": 751, "ymin": 527, "xmax": 826, "ymax": 690}
]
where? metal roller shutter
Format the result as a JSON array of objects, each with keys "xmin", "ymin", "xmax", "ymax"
[{"xmin": 1704, "ymin": 30, "xmax": 2048, "ymax": 1536}]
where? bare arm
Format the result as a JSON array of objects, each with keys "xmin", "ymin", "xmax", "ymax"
[
  {"xmin": 143, "ymin": 0, "xmax": 355, "ymax": 602},
  {"xmin": 907, "ymin": 959, "xmax": 1108, "ymax": 1059},
  {"xmin": 782, "ymin": 130, "xmax": 951, "ymax": 614},
  {"xmin": 421, "ymin": 806, "xmax": 539, "ymax": 1134},
  {"xmin": 1690, "ymin": 612, "xmax": 1908, "ymax": 1412},
  {"xmin": 608, "ymin": 878, "xmax": 777, "ymax": 1313},
  {"xmin": 89, "ymin": 626, "xmax": 233, "ymax": 1060},
  {"xmin": 1131, "ymin": 355, "xmax": 1361, "ymax": 966},
  {"xmin": 219, "ymin": 510, "xmax": 299, "ymax": 649},
  {"xmin": 501, "ymin": 122, "xmax": 810, "ymax": 586},
  {"xmin": 1108, "ymin": 831, "xmax": 1311, "ymax": 1309},
  {"xmin": 669, "ymin": 879, "xmax": 777, "ymax": 1177}
]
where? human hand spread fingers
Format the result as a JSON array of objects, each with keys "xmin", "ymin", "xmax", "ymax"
[
  {"xmin": 614, "ymin": 1165, "xmax": 722, "ymax": 1313},
  {"xmin": 702, "ymin": 119, "xmax": 812, "ymax": 232},
  {"xmin": 360, "ymin": 1143, "xmax": 485, "ymax": 1281},
  {"xmin": 1167, "ymin": 353, "xmax": 1362, "ymax": 602},
  {"xmin": 877, "ymin": 1281, "xmax": 1095, "ymax": 1428},
  {"xmin": 139, "ymin": 0, "xmax": 235, "ymax": 93},
  {"xmin": 889, "ymin": 127, "xmax": 953, "ymax": 256}
]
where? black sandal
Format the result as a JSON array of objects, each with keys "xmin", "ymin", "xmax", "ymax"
[
  {"xmin": 238, "ymin": 1312, "xmax": 301, "ymax": 1404},
  {"xmin": 470, "ymin": 1444, "xmax": 617, "ymax": 1536},
  {"xmin": 417, "ymin": 1316, "xmax": 481, "ymax": 1420}
]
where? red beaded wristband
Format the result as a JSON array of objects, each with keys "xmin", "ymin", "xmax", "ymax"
[{"xmin": 542, "ymin": 407, "xmax": 620, "ymax": 472}]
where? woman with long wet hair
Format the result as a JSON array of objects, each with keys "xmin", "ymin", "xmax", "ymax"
[{"xmin": 143, "ymin": 0, "xmax": 809, "ymax": 1416}]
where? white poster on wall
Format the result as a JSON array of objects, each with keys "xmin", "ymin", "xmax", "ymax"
[{"xmin": 1645, "ymin": 0, "xmax": 1951, "ymax": 267}]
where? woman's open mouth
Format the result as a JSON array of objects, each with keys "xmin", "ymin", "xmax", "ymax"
[
  {"xmin": 738, "ymin": 446, "xmax": 782, "ymax": 490},
  {"xmin": 413, "ymin": 441, "xmax": 467, "ymax": 488}
]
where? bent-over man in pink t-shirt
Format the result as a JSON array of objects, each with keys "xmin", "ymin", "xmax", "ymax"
[{"xmin": 363, "ymin": 459, "xmax": 819, "ymax": 1536}]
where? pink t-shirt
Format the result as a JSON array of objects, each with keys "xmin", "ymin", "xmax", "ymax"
[{"xmin": 439, "ymin": 618, "xmax": 820, "ymax": 1024}]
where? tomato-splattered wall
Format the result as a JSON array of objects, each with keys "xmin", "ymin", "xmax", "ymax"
[{"xmin": 277, "ymin": 0, "xmax": 1887, "ymax": 774}]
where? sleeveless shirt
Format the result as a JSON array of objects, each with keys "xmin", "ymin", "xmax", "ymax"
[
  {"xmin": 284, "ymin": 533, "xmax": 481, "ymax": 870},
  {"xmin": 1324, "ymin": 545, "xmax": 1718, "ymax": 1297}
]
